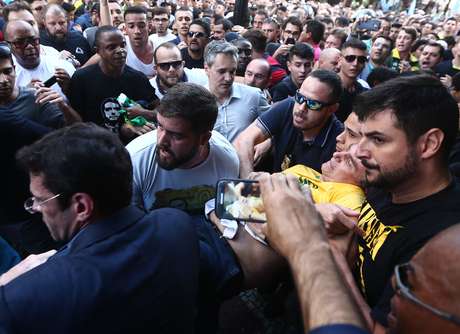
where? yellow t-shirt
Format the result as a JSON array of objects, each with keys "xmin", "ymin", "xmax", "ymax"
[{"xmin": 283, "ymin": 164, "xmax": 365, "ymax": 212}]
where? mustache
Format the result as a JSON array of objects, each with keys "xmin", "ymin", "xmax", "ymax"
[{"xmin": 360, "ymin": 159, "xmax": 379, "ymax": 170}]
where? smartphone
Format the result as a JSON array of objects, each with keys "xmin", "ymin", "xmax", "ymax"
[
  {"xmin": 285, "ymin": 37, "xmax": 296, "ymax": 45},
  {"xmin": 215, "ymin": 179, "xmax": 266, "ymax": 223},
  {"xmin": 357, "ymin": 19, "xmax": 381, "ymax": 31},
  {"xmin": 43, "ymin": 76, "xmax": 57, "ymax": 88}
]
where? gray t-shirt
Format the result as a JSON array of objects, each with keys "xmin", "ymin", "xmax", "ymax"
[{"xmin": 1, "ymin": 87, "xmax": 63, "ymax": 128}]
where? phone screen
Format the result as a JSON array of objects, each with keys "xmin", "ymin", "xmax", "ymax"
[{"xmin": 215, "ymin": 179, "xmax": 266, "ymax": 222}]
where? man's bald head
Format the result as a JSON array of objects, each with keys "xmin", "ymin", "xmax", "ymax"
[
  {"xmin": 4, "ymin": 20, "xmax": 40, "ymax": 69},
  {"xmin": 244, "ymin": 58, "xmax": 271, "ymax": 89},
  {"xmin": 390, "ymin": 224, "xmax": 460, "ymax": 334},
  {"xmin": 318, "ymin": 48, "xmax": 341, "ymax": 73}
]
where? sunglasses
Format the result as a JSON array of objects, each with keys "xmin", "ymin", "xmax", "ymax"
[
  {"xmin": 294, "ymin": 90, "xmax": 334, "ymax": 111},
  {"xmin": 394, "ymin": 263, "xmax": 460, "ymax": 326},
  {"xmin": 8, "ymin": 36, "xmax": 40, "ymax": 49},
  {"xmin": 187, "ymin": 31, "xmax": 206, "ymax": 39},
  {"xmin": 238, "ymin": 48, "xmax": 252, "ymax": 56},
  {"xmin": 157, "ymin": 60, "xmax": 183, "ymax": 71},
  {"xmin": 344, "ymin": 55, "xmax": 368, "ymax": 64}
]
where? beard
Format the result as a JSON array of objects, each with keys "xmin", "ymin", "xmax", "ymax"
[
  {"xmin": 362, "ymin": 148, "xmax": 419, "ymax": 189},
  {"xmin": 156, "ymin": 145, "xmax": 199, "ymax": 170}
]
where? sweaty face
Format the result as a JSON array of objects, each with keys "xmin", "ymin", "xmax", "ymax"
[
  {"xmin": 340, "ymin": 47, "xmax": 367, "ymax": 80},
  {"xmin": 357, "ymin": 109, "xmax": 419, "ymax": 189},
  {"xmin": 7, "ymin": 24, "xmax": 40, "ymax": 69},
  {"xmin": 281, "ymin": 23, "xmax": 301, "ymax": 44},
  {"xmin": 187, "ymin": 24, "xmax": 208, "ymax": 52},
  {"xmin": 321, "ymin": 145, "xmax": 365, "ymax": 186},
  {"xmin": 45, "ymin": 12, "xmax": 68, "ymax": 41},
  {"xmin": 155, "ymin": 46, "xmax": 184, "ymax": 88},
  {"xmin": 109, "ymin": 2, "xmax": 123, "ymax": 27},
  {"xmin": 336, "ymin": 112, "xmax": 362, "ymax": 152},
  {"xmin": 419, "ymin": 45, "xmax": 442, "ymax": 70},
  {"xmin": 0, "ymin": 58, "xmax": 16, "ymax": 101},
  {"xmin": 156, "ymin": 114, "xmax": 203, "ymax": 170},
  {"xmin": 244, "ymin": 60, "xmax": 270, "ymax": 89},
  {"xmin": 287, "ymin": 55, "xmax": 312, "ymax": 88},
  {"xmin": 292, "ymin": 76, "xmax": 336, "ymax": 133},
  {"xmin": 396, "ymin": 31, "xmax": 414, "ymax": 53},
  {"xmin": 324, "ymin": 35, "xmax": 342, "ymax": 49},
  {"xmin": 262, "ymin": 22, "xmax": 279, "ymax": 43},
  {"xmin": 125, "ymin": 13, "xmax": 148, "ymax": 47},
  {"xmin": 253, "ymin": 14, "xmax": 265, "ymax": 29},
  {"xmin": 96, "ymin": 31, "xmax": 127, "ymax": 70},
  {"xmin": 212, "ymin": 24, "xmax": 225, "ymax": 41},
  {"xmin": 205, "ymin": 53, "xmax": 236, "ymax": 98},
  {"xmin": 175, "ymin": 10, "xmax": 192, "ymax": 36}
]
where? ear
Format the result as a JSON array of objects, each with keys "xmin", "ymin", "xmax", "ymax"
[
  {"xmin": 199, "ymin": 130, "xmax": 212, "ymax": 146},
  {"xmin": 418, "ymin": 128, "xmax": 444, "ymax": 160},
  {"xmin": 71, "ymin": 193, "xmax": 95, "ymax": 225},
  {"xmin": 204, "ymin": 63, "xmax": 209, "ymax": 75}
]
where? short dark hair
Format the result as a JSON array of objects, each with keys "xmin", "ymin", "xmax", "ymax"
[
  {"xmin": 320, "ymin": 17, "xmax": 333, "ymax": 26},
  {"xmin": 263, "ymin": 17, "xmax": 280, "ymax": 29},
  {"xmin": 152, "ymin": 6, "xmax": 169, "ymax": 17},
  {"xmin": 288, "ymin": 42, "xmax": 314, "ymax": 61},
  {"xmin": 354, "ymin": 75, "xmax": 459, "ymax": 163},
  {"xmin": 16, "ymin": 123, "xmax": 133, "ymax": 215},
  {"xmin": 282, "ymin": 16, "xmax": 302, "ymax": 32},
  {"xmin": 243, "ymin": 29, "xmax": 266, "ymax": 53},
  {"xmin": 329, "ymin": 28, "xmax": 348, "ymax": 47},
  {"xmin": 341, "ymin": 37, "xmax": 367, "ymax": 52},
  {"xmin": 411, "ymin": 38, "xmax": 428, "ymax": 53},
  {"xmin": 308, "ymin": 69, "xmax": 342, "ymax": 104},
  {"xmin": 335, "ymin": 16, "xmax": 350, "ymax": 27},
  {"xmin": 190, "ymin": 18, "xmax": 211, "ymax": 37},
  {"xmin": 391, "ymin": 22, "xmax": 402, "ymax": 29},
  {"xmin": 423, "ymin": 41, "xmax": 444, "ymax": 57},
  {"xmin": 124, "ymin": 5, "xmax": 147, "ymax": 19},
  {"xmin": 0, "ymin": 42, "xmax": 13, "ymax": 63},
  {"xmin": 401, "ymin": 27, "xmax": 417, "ymax": 42},
  {"xmin": 95, "ymin": 25, "xmax": 120, "ymax": 48},
  {"xmin": 254, "ymin": 10, "xmax": 268, "ymax": 18},
  {"xmin": 305, "ymin": 19, "xmax": 325, "ymax": 44},
  {"xmin": 372, "ymin": 34, "xmax": 394, "ymax": 50},
  {"xmin": 367, "ymin": 67, "xmax": 398, "ymax": 88},
  {"xmin": 3, "ymin": 1, "xmax": 32, "ymax": 21},
  {"xmin": 157, "ymin": 83, "xmax": 218, "ymax": 133},
  {"xmin": 214, "ymin": 17, "xmax": 232, "ymax": 31}
]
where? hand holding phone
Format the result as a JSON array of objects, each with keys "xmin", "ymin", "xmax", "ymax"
[{"xmin": 43, "ymin": 76, "xmax": 57, "ymax": 88}]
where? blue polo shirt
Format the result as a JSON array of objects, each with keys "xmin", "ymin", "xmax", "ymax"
[{"xmin": 257, "ymin": 97, "xmax": 343, "ymax": 173}]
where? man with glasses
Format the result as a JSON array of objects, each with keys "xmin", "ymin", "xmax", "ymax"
[
  {"xmin": 230, "ymin": 38, "xmax": 252, "ymax": 76},
  {"xmin": 234, "ymin": 69, "xmax": 343, "ymax": 177},
  {"xmin": 337, "ymin": 38, "xmax": 369, "ymax": 122},
  {"xmin": 359, "ymin": 35, "xmax": 393, "ymax": 81},
  {"xmin": 149, "ymin": 6, "xmax": 176, "ymax": 49},
  {"xmin": 149, "ymin": 42, "xmax": 208, "ymax": 99},
  {"xmin": 0, "ymin": 123, "xmax": 200, "ymax": 333},
  {"xmin": 4, "ymin": 20, "xmax": 75, "ymax": 99},
  {"xmin": 181, "ymin": 19, "xmax": 210, "ymax": 69},
  {"xmin": 271, "ymin": 43, "xmax": 314, "ymax": 103}
]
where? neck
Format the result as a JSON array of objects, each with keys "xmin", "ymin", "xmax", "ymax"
[
  {"xmin": 301, "ymin": 116, "xmax": 330, "ymax": 141},
  {"xmin": 188, "ymin": 48, "xmax": 203, "ymax": 60},
  {"xmin": 179, "ymin": 32, "xmax": 187, "ymax": 41},
  {"xmin": 98, "ymin": 61, "xmax": 124, "ymax": 77},
  {"xmin": 131, "ymin": 39, "xmax": 151, "ymax": 54},
  {"xmin": 0, "ymin": 86, "xmax": 19, "ymax": 106},
  {"xmin": 158, "ymin": 77, "xmax": 172, "ymax": 93},
  {"xmin": 339, "ymin": 72, "xmax": 356, "ymax": 89},
  {"xmin": 157, "ymin": 30, "xmax": 167, "ymax": 37},
  {"xmin": 370, "ymin": 58, "xmax": 383, "ymax": 67},
  {"xmin": 391, "ymin": 164, "xmax": 452, "ymax": 204},
  {"xmin": 398, "ymin": 49, "xmax": 410, "ymax": 60},
  {"xmin": 211, "ymin": 86, "xmax": 231, "ymax": 104}
]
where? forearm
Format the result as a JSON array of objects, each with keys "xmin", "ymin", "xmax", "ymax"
[
  {"xmin": 99, "ymin": 0, "xmax": 112, "ymax": 26},
  {"xmin": 288, "ymin": 238, "xmax": 366, "ymax": 331},
  {"xmin": 236, "ymin": 142, "xmax": 255, "ymax": 178},
  {"xmin": 60, "ymin": 102, "xmax": 82, "ymax": 124},
  {"xmin": 135, "ymin": 108, "xmax": 157, "ymax": 122}
]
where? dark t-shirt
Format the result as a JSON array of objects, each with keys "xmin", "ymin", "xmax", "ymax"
[
  {"xmin": 434, "ymin": 60, "xmax": 460, "ymax": 77},
  {"xmin": 40, "ymin": 29, "xmax": 93, "ymax": 65},
  {"xmin": 336, "ymin": 81, "xmax": 368, "ymax": 122},
  {"xmin": 181, "ymin": 47, "xmax": 204, "ymax": 69},
  {"xmin": 356, "ymin": 181, "xmax": 460, "ymax": 326},
  {"xmin": 270, "ymin": 75, "xmax": 297, "ymax": 103},
  {"xmin": 68, "ymin": 63, "xmax": 156, "ymax": 131},
  {"xmin": 257, "ymin": 97, "xmax": 343, "ymax": 172}
]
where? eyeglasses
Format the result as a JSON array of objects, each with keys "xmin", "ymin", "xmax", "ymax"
[
  {"xmin": 294, "ymin": 90, "xmax": 335, "ymax": 111},
  {"xmin": 8, "ymin": 36, "xmax": 40, "ymax": 49},
  {"xmin": 394, "ymin": 262, "xmax": 460, "ymax": 326},
  {"xmin": 187, "ymin": 31, "xmax": 206, "ymax": 39},
  {"xmin": 157, "ymin": 60, "xmax": 183, "ymax": 71},
  {"xmin": 238, "ymin": 48, "xmax": 252, "ymax": 56},
  {"xmin": 343, "ymin": 55, "xmax": 368, "ymax": 64},
  {"xmin": 24, "ymin": 193, "xmax": 61, "ymax": 214}
]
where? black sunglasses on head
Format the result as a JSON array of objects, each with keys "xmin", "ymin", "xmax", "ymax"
[
  {"xmin": 157, "ymin": 60, "xmax": 183, "ymax": 71},
  {"xmin": 344, "ymin": 55, "xmax": 368, "ymax": 64}
]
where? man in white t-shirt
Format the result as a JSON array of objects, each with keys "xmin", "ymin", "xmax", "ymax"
[
  {"xmin": 5, "ymin": 20, "xmax": 75, "ymax": 98},
  {"xmin": 127, "ymin": 82, "xmax": 238, "ymax": 213},
  {"xmin": 124, "ymin": 6, "xmax": 155, "ymax": 78},
  {"xmin": 148, "ymin": 6, "xmax": 177, "ymax": 49},
  {"xmin": 149, "ymin": 42, "xmax": 208, "ymax": 99}
]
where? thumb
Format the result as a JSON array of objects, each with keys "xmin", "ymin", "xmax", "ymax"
[{"xmin": 340, "ymin": 206, "xmax": 360, "ymax": 218}]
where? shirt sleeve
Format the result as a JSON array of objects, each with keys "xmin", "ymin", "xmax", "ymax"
[
  {"xmin": 39, "ymin": 102, "xmax": 65, "ymax": 128},
  {"xmin": 256, "ymin": 89, "xmax": 270, "ymax": 116},
  {"xmin": 257, "ymin": 98, "xmax": 292, "ymax": 137}
]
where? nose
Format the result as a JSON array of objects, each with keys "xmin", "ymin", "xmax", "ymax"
[
  {"xmin": 157, "ymin": 127, "xmax": 169, "ymax": 147},
  {"xmin": 224, "ymin": 71, "xmax": 233, "ymax": 82},
  {"xmin": 356, "ymin": 137, "xmax": 369, "ymax": 160}
]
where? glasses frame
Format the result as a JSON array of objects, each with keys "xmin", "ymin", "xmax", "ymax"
[
  {"xmin": 24, "ymin": 193, "xmax": 61, "ymax": 214},
  {"xmin": 156, "ymin": 60, "xmax": 183, "ymax": 71},
  {"xmin": 8, "ymin": 36, "xmax": 40, "ymax": 50},
  {"xmin": 294, "ymin": 90, "xmax": 335, "ymax": 111},
  {"xmin": 343, "ymin": 54, "xmax": 368, "ymax": 64},
  {"xmin": 187, "ymin": 31, "xmax": 206, "ymax": 39},
  {"xmin": 394, "ymin": 262, "xmax": 460, "ymax": 326}
]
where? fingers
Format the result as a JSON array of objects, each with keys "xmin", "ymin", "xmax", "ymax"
[{"xmin": 35, "ymin": 87, "xmax": 62, "ymax": 104}]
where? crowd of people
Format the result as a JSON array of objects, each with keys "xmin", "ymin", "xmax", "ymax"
[{"xmin": 0, "ymin": 0, "xmax": 460, "ymax": 332}]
